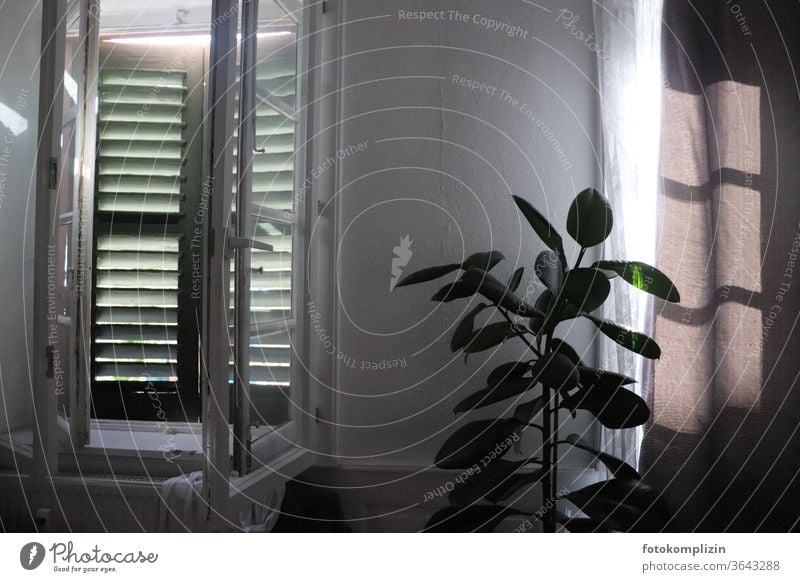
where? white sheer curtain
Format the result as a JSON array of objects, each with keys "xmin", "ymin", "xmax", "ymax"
[{"xmin": 592, "ymin": 0, "xmax": 663, "ymax": 470}]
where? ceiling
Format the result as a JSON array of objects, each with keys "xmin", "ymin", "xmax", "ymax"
[{"xmin": 97, "ymin": 0, "xmax": 301, "ymax": 34}]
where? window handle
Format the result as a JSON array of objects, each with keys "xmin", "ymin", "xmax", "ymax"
[{"xmin": 228, "ymin": 237, "xmax": 273, "ymax": 252}]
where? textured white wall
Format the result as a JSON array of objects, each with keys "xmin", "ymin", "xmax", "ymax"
[
  {"xmin": 326, "ymin": 0, "xmax": 601, "ymax": 467},
  {"xmin": 0, "ymin": 1, "xmax": 41, "ymax": 433}
]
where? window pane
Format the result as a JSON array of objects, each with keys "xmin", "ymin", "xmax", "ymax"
[
  {"xmin": 250, "ymin": 220, "xmax": 293, "ymax": 323},
  {"xmin": 249, "ymin": 327, "xmax": 292, "ymax": 427},
  {"xmin": 250, "ymin": 2, "xmax": 298, "ymax": 213},
  {"xmin": 256, "ymin": 3, "xmax": 298, "ymax": 110},
  {"xmin": 250, "ymin": 102, "xmax": 296, "ymax": 213}
]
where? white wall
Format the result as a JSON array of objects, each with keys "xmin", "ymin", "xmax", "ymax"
[
  {"xmin": 325, "ymin": 0, "xmax": 601, "ymax": 470},
  {"xmin": 0, "ymin": 1, "xmax": 41, "ymax": 433}
]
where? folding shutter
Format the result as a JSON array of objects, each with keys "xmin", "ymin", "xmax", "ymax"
[{"xmin": 93, "ymin": 68, "xmax": 186, "ymax": 407}]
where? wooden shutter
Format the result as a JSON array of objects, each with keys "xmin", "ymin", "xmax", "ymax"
[{"xmin": 92, "ymin": 68, "xmax": 186, "ymax": 405}]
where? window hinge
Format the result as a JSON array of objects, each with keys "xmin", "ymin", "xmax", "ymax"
[
  {"xmin": 45, "ymin": 345, "xmax": 55, "ymax": 378},
  {"xmin": 315, "ymin": 407, "xmax": 322, "ymax": 424},
  {"xmin": 322, "ymin": 0, "xmax": 330, "ymax": 14},
  {"xmin": 317, "ymin": 200, "xmax": 325, "ymax": 216},
  {"xmin": 48, "ymin": 157, "xmax": 58, "ymax": 190}
]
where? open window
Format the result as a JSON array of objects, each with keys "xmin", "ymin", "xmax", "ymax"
[{"xmin": 17, "ymin": 0, "xmax": 323, "ymax": 529}]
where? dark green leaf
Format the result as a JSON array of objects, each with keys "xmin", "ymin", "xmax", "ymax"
[
  {"xmin": 584, "ymin": 314, "xmax": 661, "ymax": 359},
  {"xmin": 463, "ymin": 250, "xmax": 505, "ymax": 272},
  {"xmin": 534, "ymin": 290, "xmax": 579, "ymax": 333},
  {"xmin": 562, "ymin": 268, "xmax": 611, "ymax": 313},
  {"xmin": 460, "ymin": 269, "xmax": 541, "ymax": 317},
  {"xmin": 564, "ymin": 433, "xmax": 641, "ymax": 480},
  {"xmin": 463, "ymin": 321, "xmax": 516, "ymax": 354},
  {"xmin": 561, "ymin": 382, "xmax": 650, "ymax": 429},
  {"xmin": 550, "ymin": 339, "xmax": 583, "ymax": 366},
  {"xmin": 531, "ymin": 351, "xmax": 580, "ymax": 390},
  {"xmin": 565, "ymin": 478, "xmax": 670, "ymax": 532},
  {"xmin": 567, "ymin": 188, "xmax": 613, "ymax": 247},
  {"xmin": 450, "ymin": 303, "xmax": 490, "ymax": 352},
  {"xmin": 593, "ymin": 260, "xmax": 680, "ymax": 303},
  {"xmin": 453, "ymin": 376, "xmax": 538, "ymax": 413},
  {"xmin": 449, "ymin": 459, "xmax": 538, "ymax": 507},
  {"xmin": 435, "ymin": 419, "xmax": 522, "ymax": 469},
  {"xmin": 535, "ymin": 289, "xmax": 555, "ymax": 315},
  {"xmin": 513, "ymin": 396, "xmax": 545, "ymax": 422},
  {"xmin": 425, "ymin": 505, "xmax": 524, "ymax": 532},
  {"xmin": 578, "ymin": 367, "xmax": 636, "ymax": 390},
  {"xmin": 397, "ymin": 263, "xmax": 461, "ymax": 287},
  {"xmin": 513, "ymin": 195, "xmax": 565, "ymax": 258},
  {"xmin": 534, "ymin": 250, "xmax": 563, "ymax": 294},
  {"xmin": 431, "ymin": 279, "xmax": 479, "ymax": 303},
  {"xmin": 508, "ymin": 267, "xmax": 524, "ymax": 292},
  {"xmin": 487, "ymin": 361, "xmax": 532, "ymax": 386}
]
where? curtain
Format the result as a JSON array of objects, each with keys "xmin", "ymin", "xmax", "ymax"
[
  {"xmin": 593, "ymin": 0, "xmax": 664, "ymax": 472},
  {"xmin": 641, "ymin": 0, "xmax": 800, "ymax": 532}
]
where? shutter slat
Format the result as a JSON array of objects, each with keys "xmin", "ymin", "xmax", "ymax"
[
  {"xmin": 97, "ymin": 234, "xmax": 180, "ymax": 252},
  {"xmin": 96, "ymin": 250, "xmax": 180, "ymax": 270},
  {"xmin": 99, "ymin": 141, "xmax": 183, "ymax": 159},
  {"xmin": 96, "ymin": 289, "xmax": 178, "ymax": 308},
  {"xmin": 252, "ymin": 152, "xmax": 293, "ymax": 172},
  {"xmin": 97, "ymin": 271, "xmax": 179, "ymax": 289},
  {"xmin": 95, "ymin": 363, "xmax": 177, "ymax": 382},
  {"xmin": 249, "ymin": 366, "xmax": 291, "ymax": 386},
  {"xmin": 99, "ymin": 102, "xmax": 185, "ymax": 123},
  {"xmin": 99, "ymin": 85, "xmax": 185, "ymax": 105},
  {"xmin": 96, "ymin": 307, "xmax": 177, "ymax": 325},
  {"xmin": 96, "ymin": 325, "xmax": 177, "ymax": 344},
  {"xmin": 98, "ymin": 157, "xmax": 184, "ymax": 176},
  {"xmin": 96, "ymin": 344, "xmax": 177, "ymax": 363},
  {"xmin": 100, "ymin": 69, "xmax": 185, "ymax": 87},
  {"xmin": 97, "ymin": 194, "xmax": 183, "ymax": 214},
  {"xmin": 99, "ymin": 122, "xmax": 185, "ymax": 141},
  {"xmin": 255, "ymin": 116, "xmax": 294, "ymax": 137},
  {"xmin": 97, "ymin": 175, "xmax": 184, "ymax": 194}
]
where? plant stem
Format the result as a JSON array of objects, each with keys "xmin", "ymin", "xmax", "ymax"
[
  {"xmin": 541, "ymin": 383, "xmax": 555, "ymax": 533},
  {"xmin": 499, "ymin": 304, "xmax": 555, "ymax": 531},
  {"xmin": 498, "ymin": 308, "xmax": 540, "ymax": 357},
  {"xmin": 542, "ymin": 328, "xmax": 557, "ymax": 533},
  {"xmin": 575, "ymin": 246, "xmax": 587, "ymax": 269}
]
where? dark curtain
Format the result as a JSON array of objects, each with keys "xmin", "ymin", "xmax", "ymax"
[{"xmin": 641, "ymin": 0, "xmax": 800, "ymax": 532}]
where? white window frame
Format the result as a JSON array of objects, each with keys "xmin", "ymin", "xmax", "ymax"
[{"xmin": 26, "ymin": 0, "xmax": 335, "ymax": 528}]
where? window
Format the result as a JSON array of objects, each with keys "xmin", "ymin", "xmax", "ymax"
[{"xmin": 21, "ymin": 0, "xmax": 327, "ymax": 525}]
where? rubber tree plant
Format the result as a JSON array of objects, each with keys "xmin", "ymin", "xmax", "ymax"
[{"xmin": 397, "ymin": 189, "xmax": 680, "ymax": 532}]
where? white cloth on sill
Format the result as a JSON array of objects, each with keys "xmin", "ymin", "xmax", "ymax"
[
  {"xmin": 158, "ymin": 470, "xmax": 285, "ymax": 532},
  {"xmin": 238, "ymin": 485, "xmax": 285, "ymax": 532},
  {"xmin": 158, "ymin": 470, "xmax": 205, "ymax": 532}
]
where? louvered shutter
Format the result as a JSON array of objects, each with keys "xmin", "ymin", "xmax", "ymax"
[{"xmin": 93, "ymin": 69, "xmax": 185, "ymax": 393}]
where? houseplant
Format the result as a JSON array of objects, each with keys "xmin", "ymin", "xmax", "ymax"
[{"xmin": 397, "ymin": 188, "xmax": 680, "ymax": 532}]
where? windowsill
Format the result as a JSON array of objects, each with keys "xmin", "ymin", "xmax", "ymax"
[
  {"xmin": 88, "ymin": 419, "xmax": 202, "ymax": 453},
  {"xmin": 1, "ymin": 419, "xmax": 297, "ymax": 479}
]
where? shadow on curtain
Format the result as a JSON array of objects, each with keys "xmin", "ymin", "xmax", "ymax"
[{"xmin": 641, "ymin": 0, "xmax": 800, "ymax": 532}]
